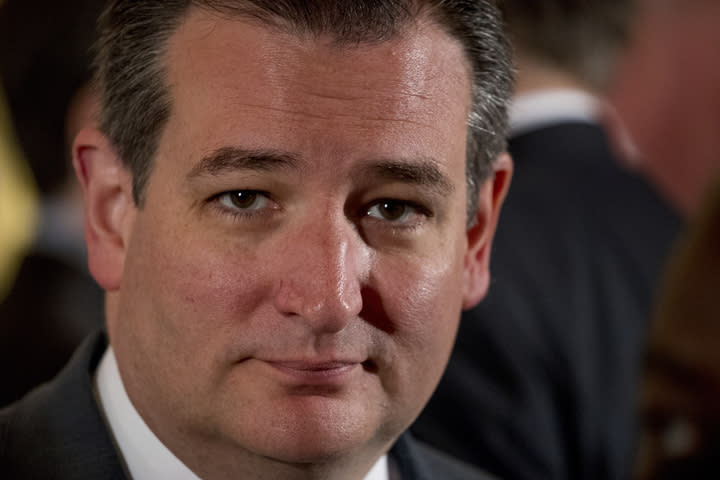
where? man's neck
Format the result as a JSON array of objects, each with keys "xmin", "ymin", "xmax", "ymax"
[{"xmin": 512, "ymin": 52, "xmax": 592, "ymax": 96}]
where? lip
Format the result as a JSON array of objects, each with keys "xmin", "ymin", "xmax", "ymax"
[{"xmin": 265, "ymin": 360, "xmax": 361, "ymax": 385}]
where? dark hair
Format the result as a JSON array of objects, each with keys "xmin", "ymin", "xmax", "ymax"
[
  {"xmin": 95, "ymin": 0, "xmax": 512, "ymax": 220},
  {"xmin": 637, "ymin": 177, "xmax": 720, "ymax": 479},
  {"xmin": 498, "ymin": 0, "xmax": 633, "ymax": 91}
]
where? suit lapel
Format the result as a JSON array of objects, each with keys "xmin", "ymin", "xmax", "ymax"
[{"xmin": 5, "ymin": 331, "xmax": 128, "ymax": 479}]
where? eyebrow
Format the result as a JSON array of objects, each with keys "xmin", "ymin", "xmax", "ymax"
[
  {"xmin": 188, "ymin": 147, "xmax": 455, "ymax": 196},
  {"xmin": 187, "ymin": 147, "xmax": 300, "ymax": 180},
  {"xmin": 358, "ymin": 159, "xmax": 455, "ymax": 196}
]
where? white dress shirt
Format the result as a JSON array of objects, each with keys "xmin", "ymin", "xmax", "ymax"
[
  {"xmin": 95, "ymin": 347, "xmax": 389, "ymax": 480},
  {"xmin": 509, "ymin": 88, "xmax": 601, "ymax": 136}
]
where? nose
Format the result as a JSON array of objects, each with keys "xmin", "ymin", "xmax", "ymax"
[{"xmin": 273, "ymin": 214, "xmax": 366, "ymax": 333}]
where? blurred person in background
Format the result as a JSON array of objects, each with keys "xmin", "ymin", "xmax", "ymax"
[
  {"xmin": 634, "ymin": 176, "xmax": 720, "ymax": 480},
  {"xmin": 413, "ymin": 1, "xmax": 682, "ymax": 479},
  {"xmin": 608, "ymin": 0, "xmax": 720, "ymax": 478},
  {"xmin": 610, "ymin": 0, "xmax": 720, "ymax": 214},
  {"xmin": 0, "ymin": 0, "xmax": 107, "ymax": 407}
]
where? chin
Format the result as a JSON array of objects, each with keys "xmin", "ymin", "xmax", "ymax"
[
  {"xmin": 237, "ymin": 399, "xmax": 387, "ymax": 465},
  {"xmin": 250, "ymin": 431, "xmax": 372, "ymax": 466}
]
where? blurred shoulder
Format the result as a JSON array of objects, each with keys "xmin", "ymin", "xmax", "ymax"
[
  {"xmin": 394, "ymin": 433, "xmax": 499, "ymax": 479},
  {"xmin": 415, "ymin": 441, "xmax": 499, "ymax": 479}
]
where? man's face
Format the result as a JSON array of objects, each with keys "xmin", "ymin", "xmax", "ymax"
[
  {"xmin": 86, "ymin": 8, "xmax": 505, "ymax": 473},
  {"xmin": 610, "ymin": 0, "xmax": 720, "ymax": 214}
]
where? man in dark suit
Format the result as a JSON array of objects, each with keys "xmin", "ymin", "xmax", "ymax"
[
  {"xmin": 611, "ymin": 1, "xmax": 720, "ymax": 478},
  {"xmin": 413, "ymin": 1, "xmax": 682, "ymax": 479},
  {"xmin": 0, "ymin": 331, "xmax": 494, "ymax": 479},
  {"xmin": 0, "ymin": 1, "xmax": 513, "ymax": 478}
]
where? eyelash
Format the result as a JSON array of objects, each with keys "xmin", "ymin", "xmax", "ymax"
[
  {"xmin": 211, "ymin": 190, "xmax": 275, "ymax": 221},
  {"xmin": 364, "ymin": 199, "xmax": 433, "ymax": 230},
  {"xmin": 209, "ymin": 190, "xmax": 433, "ymax": 229}
]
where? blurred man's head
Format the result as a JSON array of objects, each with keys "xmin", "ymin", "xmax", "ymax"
[
  {"xmin": 73, "ymin": 0, "xmax": 513, "ymax": 478},
  {"xmin": 499, "ymin": 0, "xmax": 634, "ymax": 92},
  {"xmin": 610, "ymin": 0, "xmax": 720, "ymax": 215}
]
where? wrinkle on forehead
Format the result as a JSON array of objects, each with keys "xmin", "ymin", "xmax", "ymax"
[{"xmin": 165, "ymin": 7, "xmax": 472, "ymax": 131}]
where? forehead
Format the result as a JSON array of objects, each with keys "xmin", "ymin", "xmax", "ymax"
[{"xmin": 160, "ymin": 7, "xmax": 472, "ymax": 169}]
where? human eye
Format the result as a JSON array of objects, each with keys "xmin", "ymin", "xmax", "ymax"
[
  {"xmin": 365, "ymin": 199, "xmax": 431, "ymax": 228},
  {"xmin": 213, "ymin": 190, "xmax": 273, "ymax": 219}
]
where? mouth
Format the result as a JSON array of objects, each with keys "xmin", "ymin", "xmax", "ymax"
[{"xmin": 264, "ymin": 359, "xmax": 368, "ymax": 388}]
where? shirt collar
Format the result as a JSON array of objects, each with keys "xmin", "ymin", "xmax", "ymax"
[
  {"xmin": 95, "ymin": 347, "xmax": 390, "ymax": 480},
  {"xmin": 95, "ymin": 347, "xmax": 202, "ymax": 480},
  {"xmin": 509, "ymin": 88, "xmax": 601, "ymax": 136}
]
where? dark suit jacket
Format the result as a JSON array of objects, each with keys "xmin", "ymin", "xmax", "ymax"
[
  {"xmin": 413, "ymin": 122, "xmax": 682, "ymax": 480},
  {"xmin": 0, "ymin": 331, "xmax": 492, "ymax": 480}
]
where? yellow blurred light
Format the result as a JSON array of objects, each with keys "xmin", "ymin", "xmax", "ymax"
[{"xmin": 0, "ymin": 83, "xmax": 38, "ymax": 298}]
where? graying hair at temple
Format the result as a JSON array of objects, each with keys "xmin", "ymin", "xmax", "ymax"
[{"xmin": 93, "ymin": 0, "xmax": 513, "ymax": 222}]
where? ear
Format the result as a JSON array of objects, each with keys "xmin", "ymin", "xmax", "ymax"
[
  {"xmin": 73, "ymin": 127, "xmax": 136, "ymax": 291},
  {"xmin": 462, "ymin": 152, "xmax": 513, "ymax": 309}
]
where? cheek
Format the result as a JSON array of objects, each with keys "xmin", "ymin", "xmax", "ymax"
[
  {"xmin": 172, "ymin": 249, "xmax": 263, "ymax": 320},
  {"xmin": 125, "ymin": 218, "xmax": 271, "ymax": 343},
  {"xmin": 370, "ymin": 252, "xmax": 465, "ymax": 433},
  {"xmin": 377, "ymin": 249, "xmax": 465, "ymax": 382},
  {"xmin": 384, "ymin": 233, "xmax": 467, "ymax": 342}
]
